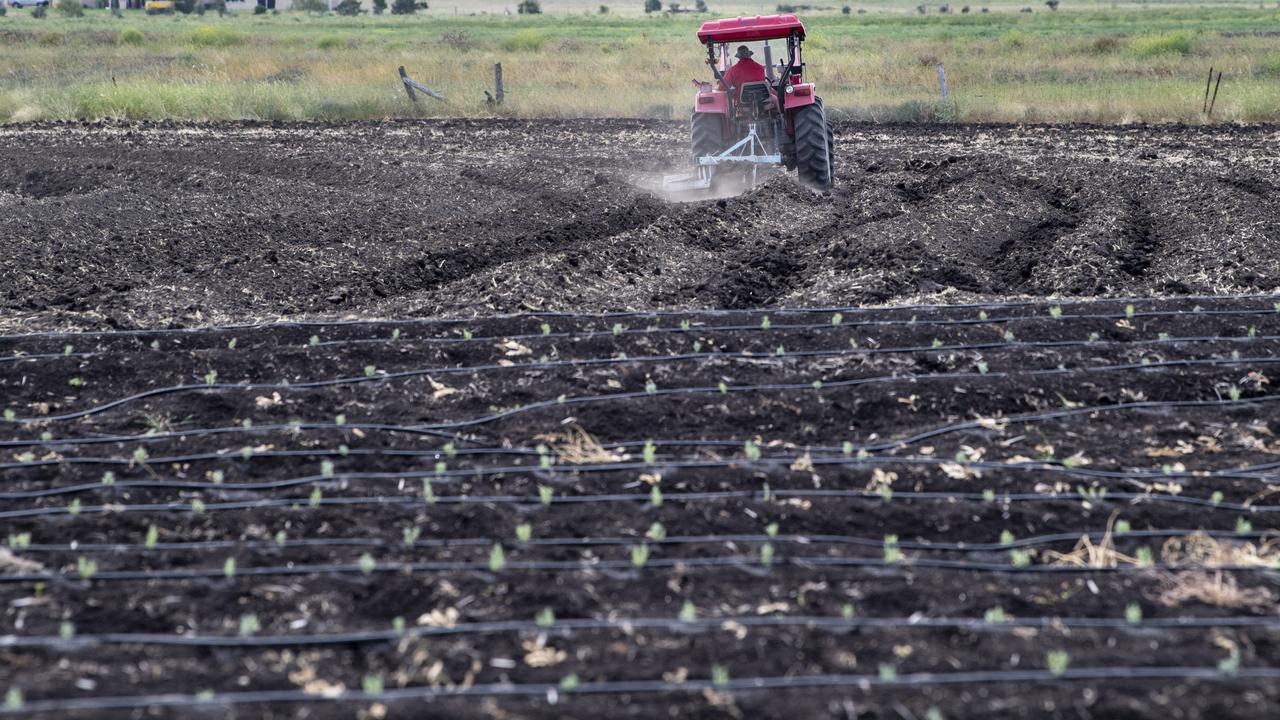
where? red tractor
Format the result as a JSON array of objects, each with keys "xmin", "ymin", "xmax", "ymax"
[{"xmin": 665, "ymin": 14, "xmax": 834, "ymax": 192}]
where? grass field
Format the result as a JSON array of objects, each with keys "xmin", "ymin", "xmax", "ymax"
[{"xmin": 1, "ymin": 4, "xmax": 1279, "ymax": 122}]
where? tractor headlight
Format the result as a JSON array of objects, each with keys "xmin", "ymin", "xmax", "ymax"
[{"xmin": 785, "ymin": 85, "xmax": 794, "ymax": 94}]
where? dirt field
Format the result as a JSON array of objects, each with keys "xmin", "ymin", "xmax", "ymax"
[
  {"xmin": 2, "ymin": 120, "xmax": 1280, "ymax": 719},
  {"xmin": 2, "ymin": 120, "xmax": 1280, "ymax": 330}
]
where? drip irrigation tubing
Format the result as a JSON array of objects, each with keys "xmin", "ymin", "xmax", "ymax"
[
  {"xmin": 4, "ymin": 553, "xmax": 1280, "ymax": 584},
  {"xmin": 3, "ymin": 666, "xmax": 1278, "ymax": 714},
  {"xmin": 5, "ymin": 349, "xmax": 1277, "ymax": 427},
  {"xmin": 2, "ymin": 291, "xmax": 1275, "ymax": 341},
  {"xmin": 6, "ymin": 486, "xmax": 1280, "ymax": 521},
  {"xmin": 12, "ymin": 529, "xmax": 1276, "ymax": 557},
  {"xmin": 5, "ymin": 614, "xmax": 1280, "ymax": 650},
  {"xmin": 5, "ymin": 452, "xmax": 1279, "ymax": 500}
]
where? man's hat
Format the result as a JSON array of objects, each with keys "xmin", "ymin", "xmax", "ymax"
[{"xmin": 735, "ymin": 45, "xmax": 754, "ymax": 59}]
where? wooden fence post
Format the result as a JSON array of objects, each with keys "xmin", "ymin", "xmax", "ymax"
[
  {"xmin": 494, "ymin": 63, "xmax": 504, "ymax": 105},
  {"xmin": 399, "ymin": 66, "xmax": 416, "ymax": 104}
]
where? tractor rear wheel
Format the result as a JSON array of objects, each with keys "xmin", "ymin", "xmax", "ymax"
[
  {"xmin": 792, "ymin": 103, "xmax": 832, "ymax": 189},
  {"xmin": 690, "ymin": 112, "xmax": 725, "ymax": 161}
]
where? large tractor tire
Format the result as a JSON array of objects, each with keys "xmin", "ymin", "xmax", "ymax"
[
  {"xmin": 793, "ymin": 102, "xmax": 833, "ymax": 189},
  {"xmin": 818, "ymin": 99, "xmax": 835, "ymax": 180},
  {"xmin": 690, "ymin": 111, "xmax": 725, "ymax": 161}
]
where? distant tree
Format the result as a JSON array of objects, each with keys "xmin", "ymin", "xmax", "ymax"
[
  {"xmin": 644, "ymin": 0, "xmax": 661, "ymax": 11},
  {"xmin": 517, "ymin": 0, "xmax": 541, "ymax": 12},
  {"xmin": 390, "ymin": 0, "xmax": 415, "ymax": 13},
  {"xmin": 1045, "ymin": 0, "xmax": 1059, "ymax": 8},
  {"xmin": 598, "ymin": 3, "xmax": 608, "ymax": 10},
  {"xmin": 667, "ymin": 1, "xmax": 679, "ymax": 10},
  {"xmin": 372, "ymin": 0, "xmax": 386, "ymax": 11},
  {"xmin": 841, "ymin": 4, "xmax": 850, "ymax": 12},
  {"xmin": 915, "ymin": 3, "xmax": 926, "ymax": 11},
  {"xmin": 335, "ymin": 0, "xmax": 362, "ymax": 13},
  {"xmin": 31, "ymin": 3, "xmax": 47, "ymax": 16},
  {"xmin": 56, "ymin": 0, "xmax": 84, "ymax": 16},
  {"xmin": 695, "ymin": 0, "xmax": 706, "ymax": 10}
]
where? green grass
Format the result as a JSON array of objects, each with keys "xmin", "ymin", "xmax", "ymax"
[{"xmin": 0, "ymin": 5, "xmax": 1278, "ymax": 123}]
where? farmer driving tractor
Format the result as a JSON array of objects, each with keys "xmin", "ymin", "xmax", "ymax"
[{"xmin": 720, "ymin": 45, "xmax": 766, "ymax": 98}]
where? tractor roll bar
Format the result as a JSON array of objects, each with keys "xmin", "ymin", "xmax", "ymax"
[
  {"xmin": 774, "ymin": 31, "xmax": 800, "ymax": 114},
  {"xmin": 705, "ymin": 41, "xmax": 724, "ymax": 82}
]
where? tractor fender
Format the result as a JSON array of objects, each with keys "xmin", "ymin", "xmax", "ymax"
[
  {"xmin": 782, "ymin": 83, "xmax": 819, "ymax": 111},
  {"xmin": 693, "ymin": 90, "xmax": 729, "ymax": 115}
]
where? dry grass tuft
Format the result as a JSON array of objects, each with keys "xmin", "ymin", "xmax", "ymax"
[
  {"xmin": 1043, "ymin": 513, "xmax": 1136, "ymax": 568},
  {"xmin": 0, "ymin": 548, "xmax": 44, "ymax": 574},
  {"xmin": 1161, "ymin": 532, "xmax": 1280, "ymax": 567},
  {"xmin": 1159, "ymin": 569, "xmax": 1274, "ymax": 609},
  {"xmin": 535, "ymin": 424, "xmax": 623, "ymax": 465}
]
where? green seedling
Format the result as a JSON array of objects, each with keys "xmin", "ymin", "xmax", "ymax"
[
  {"xmin": 536, "ymin": 607, "xmax": 555, "ymax": 627},
  {"xmin": 679, "ymin": 600, "xmax": 697, "ymax": 623},
  {"xmin": 883, "ymin": 535, "xmax": 901, "ymax": 564},
  {"xmin": 631, "ymin": 543, "xmax": 650, "ymax": 568},
  {"xmin": 1125, "ymin": 603, "xmax": 1142, "ymax": 624},
  {"xmin": 403, "ymin": 526, "xmax": 421, "ymax": 546},
  {"xmin": 489, "ymin": 544, "xmax": 505, "ymax": 572},
  {"xmin": 359, "ymin": 553, "xmax": 376, "ymax": 574}
]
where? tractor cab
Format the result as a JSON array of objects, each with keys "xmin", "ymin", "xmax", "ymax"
[
  {"xmin": 666, "ymin": 14, "xmax": 833, "ymax": 193},
  {"xmin": 695, "ymin": 15, "xmax": 816, "ymax": 120}
]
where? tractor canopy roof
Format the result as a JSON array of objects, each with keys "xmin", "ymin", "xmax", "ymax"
[{"xmin": 696, "ymin": 14, "xmax": 806, "ymax": 44}]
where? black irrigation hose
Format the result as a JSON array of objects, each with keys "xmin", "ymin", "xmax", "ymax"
[
  {"xmin": 4, "ymin": 553, "xmax": 1280, "ymax": 584},
  {"xmin": 2, "ymin": 291, "xmax": 1276, "ymax": 341},
  {"xmin": 1, "ymin": 306, "xmax": 1272, "ymax": 368},
  {"xmin": 6, "ymin": 330, "xmax": 1277, "ymax": 425},
  {"xmin": 5, "ymin": 666, "xmax": 1279, "ymax": 714},
  {"xmin": 6, "ymin": 450, "xmax": 1280, "ymax": 501},
  {"xmin": 2, "ymin": 368, "xmax": 1269, "ymax": 458},
  {"xmin": 6, "ymin": 614, "xmax": 1280, "ymax": 651},
  {"xmin": 13, "ymin": 529, "xmax": 1275, "ymax": 557},
  {"xmin": 7, "ymin": 482, "xmax": 1280, "ymax": 522},
  {"xmin": 11, "ymin": 350, "xmax": 1272, "ymax": 436}
]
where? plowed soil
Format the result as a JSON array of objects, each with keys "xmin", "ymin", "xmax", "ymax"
[
  {"xmin": 1, "ymin": 120, "xmax": 1280, "ymax": 720},
  {"xmin": 1, "ymin": 120, "xmax": 1279, "ymax": 330}
]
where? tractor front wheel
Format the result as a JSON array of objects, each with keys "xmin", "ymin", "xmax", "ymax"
[
  {"xmin": 792, "ymin": 103, "xmax": 833, "ymax": 189},
  {"xmin": 690, "ymin": 111, "xmax": 725, "ymax": 161}
]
